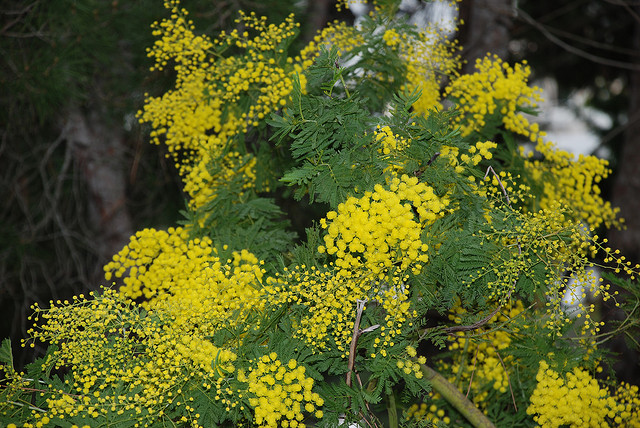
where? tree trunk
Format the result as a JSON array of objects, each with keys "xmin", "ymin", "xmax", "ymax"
[
  {"xmin": 63, "ymin": 106, "xmax": 133, "ymax": 279},
  {"xmin": 304, "ymin": 0, "xmax": 331, "ymax": 42},
  {"xmin": 458, "ymin": 0, "xmax": 515, "ymax": 73},
  {"xmin": 610, "ymin": 5, "xmax": 640, "ymax": 266}
]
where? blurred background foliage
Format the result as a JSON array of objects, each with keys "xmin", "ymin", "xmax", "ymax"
[{"xmin": 1, "ymin": 0, "xmax": 639, "ymax": 381}]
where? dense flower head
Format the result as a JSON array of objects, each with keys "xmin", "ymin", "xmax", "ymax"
[
  {"xmin": 6, "ymin": 2, "xmax": 640, "ymax": 428},
  {"xmin": 523, "ymin": 140, "xmax": 622, "ymax": 230},
  {"xmin": 104, "ymin": 227, "xmax": 265, "ymax": 335},
  {"xmin": 238, "ymin": 352, "xmax": 324, "ymax": 427},
  {"xmin": 318, "ymin": 174, "xmax": 448, "ymax": 277},
  {"xmin": 375, "ymin": 125, "xmax": 411, "ymax": 174},
  {"xmin": 396, "ymin": 358, "xmax": 424, "ymax": 380},
  {"xmin": 444, "ymin": 54, "xmax": 544, "ymax": 141},
  {"xmin": 185, "ymin": 152, "xmax": 259, "ymax": 223},
  {"xmin": 611, "ymin": 382, "xmax": 640, "ymax": 427},
  {"xmin": 375, "ymin": 125, "xmax": 408, "ymax": 156},
  {"xmin": 527, "ymin": 360, "xmax": 640, "ymax": 427},
  {"xmin": 406, "ymin": 39, "xmax": 460, "ymax": 114},
  {"xmin": 17, "ymin": 223, "xmax": 274, "ymax": 427}
]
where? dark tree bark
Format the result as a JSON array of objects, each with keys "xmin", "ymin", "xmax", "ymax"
[
  {"xmin": 63, "ymin": 106, "xmax": 133, "ymax": 278},
  {"xmin": 610, "ymin": 5, "xmax": 640, "ymax": 266},
  {"xmin": 458, "ymin": 0, "xmax": 515, "ymax": 73},
  {"xmin": 305, "ymin": 0, "xmax": 331, "ymax": 42},
  {"xmin": 606, "ymin": 5, "xmax": 640, "ymax": 384}
]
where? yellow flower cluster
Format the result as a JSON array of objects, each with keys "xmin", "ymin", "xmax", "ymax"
[
  {"xmin": 612, "ymin": 382, "xmax": 640, "ymax": 426},
  {"xmin": 406, "ymin": 402, "xmax": 451, "ymax": 426},
  {"xmin": 318, "ymin": 174, "xmax": 448, "ymax": 277},
  {"xmin": 382, "ymin": 28, "xmax": 401, "ymax": 47},
  {"xmin": 523, "ymin": 140, "xmax": 622, "ymax": 230},
  {"xmin": 600, "ymin": 238, "xmax": 640, "ymax": 280},
  {"xmin": 310, "ymin": 20, "xmax": 365, "ymax": 57},
  {"xmin": 104, "ymin": 227, "xmax": 265, "ymax": 334},
  {"xmin": 7, "ymin": 421, "xmax": 90, "ymax": 428},
  {"xmin": 478, "ymin": 198, "xmax": 578, "ymax": 304},
  {"xmin": 176, "ymin": 333, "xmax": 237, "ymax": 376},
  {"xmin": 468, "ymin": 140, "xmax": 497, "ymax": 162},
  {"xmin": 375, "ymin": 125, "xmax": 408, "ymax": 155},
  {"xmin": 396, "ymin": 359, "xmax": 424, "ymax": 379},
  {"xmin": 440, "ymin": 140, "xmax": 498, "ymax": 174},
  {"xmin": 105, "ymin": 226, "xmax": 192, "ymax": 301},
  {"xmin": 475, "ymin": 192, "xmax": 632, "ymax": 338},
  {"xmin": 265, "ymin": 265, "xmax": 415, "ymax": 354},
  {"xmin": 238, "ymin": 352, "xmax": 324, "ymax": 427},
  {"xmin": 527, "ymin": 360, "xmax": 640, "ymax": 427},
  {"xmin": 186, "ymin": 151, "xmax": 258, "ymax": 214},
  {"xmin": 480, "ymin": 168, "xmax": 531, "ymax": 207},
  {"xmin": 139, "ymin": 1, "xmax": 310, "ymax": 216},
  {"xmin": 444, "ymin": 54, "xmax": 544, "ymax": 141},
  {"xmin": 381, "ymin": 22, "xmax": 460, "ymax": 115},
  {"xmin": 24, "ymin": 288, "xmax": 238, "ymax": 427}
]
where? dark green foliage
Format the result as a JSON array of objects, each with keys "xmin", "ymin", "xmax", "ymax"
[
  {"xmin": 271, "ymin": 51, "xmax": 385, "ymax": 206},
  {"xmin": 0, "ymin": 340, "xmax": 13, "ymax": 372},
  {"xmin": 184, "ymin": 151, "xmax": 297, "ymax": 264}
]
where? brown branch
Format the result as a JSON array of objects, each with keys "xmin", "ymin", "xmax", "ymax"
[
  {"xmin": 346, "ymin": 299, "xmax": 366, "ymax": 388},
  {"xmin": 345, "ymin": 299, "xmax": 382, "ymax": 428},
  {"xmin": 466, "ymin": 348, "xmax": 479, "ymax": 398},
  {"xmin": 484, "ymin": 166, "xmax": 510, "ymax": 206},
  {"xmin": 445, "ymin": 305, "xmax": 502, "ymax": 334}
]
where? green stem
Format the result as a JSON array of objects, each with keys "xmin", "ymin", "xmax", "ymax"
[
  {"xmin": 340, "ymin": 73, "xmax": 351, "ymax": 99},
  {"xmin": 387, "ymin": 392, "xmax": 398, "ymax": 428},
  {"xmin": 419, "ymin": 364, "xmax": 496, "ymax": 428}
]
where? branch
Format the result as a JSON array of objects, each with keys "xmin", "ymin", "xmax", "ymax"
[
  {"xmin": 444, "ymin": 305, "xmax": 501, "ymax": 334},
  {"xmin": 346, "ymin": 299, "xmax": 380, "ymax": 385},
  {"xmin": 517, "ymin": 8, "xmax": 640, "ymax": 71},
  {"xmin": 346, "ymin": 299, "xmax": 366, "ymax": 388},
  {"xmin": 419, "ymin": 364, "xmax": 496, "ymax": 428}
]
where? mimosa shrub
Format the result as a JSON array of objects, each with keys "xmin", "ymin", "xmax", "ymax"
[{"xmin": 2, "ymin": 1, "xmax": 639, "ymax": 427}]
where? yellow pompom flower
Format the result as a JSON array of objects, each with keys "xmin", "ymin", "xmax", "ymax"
[{"xmin": 445, "ymin": 54, "xmax": 544, "ymax": 142}]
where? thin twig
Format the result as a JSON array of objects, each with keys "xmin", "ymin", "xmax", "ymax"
[
  {"xmin": 492, "ymin": 345, "xmax": 518, "ymax": 412},
  {"xmin": 427, "ymin": 152, "xmax": 440, "ymax": 166},
  {"xmin": 484, "ymin": 166, "xmax": 510, "ymax": 205},
  {"xmin": 445, "ymin": 306, "xmax": 501, "ymax": 334},
  {"xmin": 517, "ymin": 8, "xmax": 640, "ymax": 70},
  {"xmin": 346, "ymin": 299, "xmax": 367, "ymax": 388},
  {"xmin": 466, "ymin": 348, "xmax": 479, "ymax": 399},
  {"xmin": 6, "ymin": 401, "xmax": 45, "ymax": 413}
]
